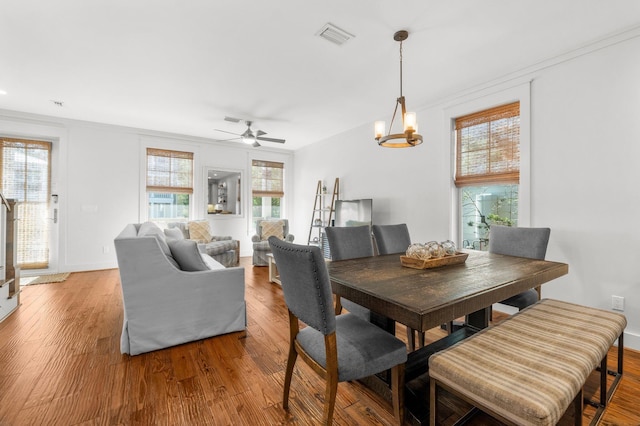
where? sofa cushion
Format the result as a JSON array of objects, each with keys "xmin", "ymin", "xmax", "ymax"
[
  {"xmin": 188, "ymin": 220, "xmax": 212, "ymax": 243},
  {"xmin": 260, "ymin": 220, "xmax": 284, "ymax": 240},
  {"xmin": 169, "ymin": 239, "xmax": 211, "ymax": 271},
  {"xmin": 164, "ymin": 227, "xmax": 184, "ymax": 242},
  {"xmin": 138, "ymin": 222, "xmax": 180, "ymax": 269},
  {"xmin": 200, "ymin": 253, "xmax": 226, "ymax": 270},
  {"xmin": 138, "ymin": 222, "xmax": 172, "ymax": 257}
]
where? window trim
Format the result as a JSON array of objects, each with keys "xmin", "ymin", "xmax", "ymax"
[
  {"xmin": 444, "ymin": 81, "xmax": 531, "ymax": 245},
  {"xmin": 139, "ymin": 137, "xmax": 201, "ymax": 223}
]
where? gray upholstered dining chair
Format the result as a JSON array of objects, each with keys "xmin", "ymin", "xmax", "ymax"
[
  {"xmin": 489, "ymin": 225, "xmax": 551, "ymax": 310},
  {"xmin": 324, "ymin": 225, "xmax": 374, "ymax": 320},
  {"xmin": 268, "ymin": 237, "xmax": 406, "ymax": 425},
  {"xmin": 372, "ymin": 224, "xmax": 411, "ymax": 255}
]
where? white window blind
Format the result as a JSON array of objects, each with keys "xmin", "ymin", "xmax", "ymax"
[
  {"xmin": 251, "ymin": 160, "xmax": 284, "ymax": 198},
  {"xmin": 455, "ymin": 102, "xmax": 520, "ymax": 187},
  {"xmin": 146, "ymin": 148, "xmax": 193, "ymax": 194}
]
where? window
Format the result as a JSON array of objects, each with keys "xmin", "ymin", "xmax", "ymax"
[
  {"xmin": 1, "ymin": 138, "xmax": 52, "ymax": 269},
  {"xmin": 455, "ymin": 102, "xmax": 520, "ymax": 250},
  {"xmin": 146, "ymin": 148, "xmax": 193, "ymax": 224},
  {"xmin": 251, "ymin": 160, "xmax": 284, "ymax": 228}
]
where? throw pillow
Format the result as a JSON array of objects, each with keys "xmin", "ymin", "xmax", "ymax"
[
  {"xmin": 260, "ymin": 220, "xmax": 284, "ymax": 241},
  {"xmin": 188, "ymin": 220, "xmax": 212, "ymax": 243},
  {"xmin": 167, "ymin": 222, "xmax": 190, "ymax": 239},
  {"xmin": 168, "ymin": 239, "xmax": 210, "ymax": 271}
]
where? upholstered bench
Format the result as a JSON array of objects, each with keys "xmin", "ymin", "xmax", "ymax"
[{"xmin": 429, "ymin": 299, "xmax": 626, "ymax": 426}]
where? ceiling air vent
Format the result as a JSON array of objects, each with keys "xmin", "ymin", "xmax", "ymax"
[{"xmin": 316, "ymin": 23, "xmax": 355, "ymax": 46}]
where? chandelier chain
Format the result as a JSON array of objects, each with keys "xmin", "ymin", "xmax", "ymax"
[{"xmin": 399, "ymin": 40, "xmax": 403, "ymax": 98}]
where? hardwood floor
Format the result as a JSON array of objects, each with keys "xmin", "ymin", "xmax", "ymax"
[{"xmin": 0, "ymin": 258, "xmax": 638, "ymax": 425}]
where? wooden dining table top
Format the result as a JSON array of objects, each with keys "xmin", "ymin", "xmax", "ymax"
[{"xmin": 327, "ymin": 250, "xmax": 569, "ymax": 333}]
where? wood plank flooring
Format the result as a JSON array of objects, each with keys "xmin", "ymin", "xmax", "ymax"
[{"xmin": 0, "ymin": 258, "xmax": 638, "ymax": 425}]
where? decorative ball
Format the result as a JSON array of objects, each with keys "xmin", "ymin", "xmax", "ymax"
[
  {"xmin": 441, "ymin": 240, "xmax": 457, "ymax": 256},
  {"xmin": 425, "ymin": 241, "xmax": 444, "ymax": 259},
  {"xmin": 406, "ymin": 243, "xmax": 430, "ymax": 259}
]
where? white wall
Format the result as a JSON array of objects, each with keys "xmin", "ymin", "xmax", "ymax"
[
  {"xmin": 0, "ymin": 112, "xmax": 292, "ymax": 272},
  {"xmin": 291, "ymin": 34, "xmax": 640, "ymax": 350}
]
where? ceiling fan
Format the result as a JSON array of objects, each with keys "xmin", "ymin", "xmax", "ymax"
[{"xmin": 214, "ymin": 116, "xmax": 286, "ymax": 147}]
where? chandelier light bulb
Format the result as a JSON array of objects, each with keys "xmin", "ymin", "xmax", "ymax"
[
  {"xmin": 404, "ymin": 112, "xmax": 417, "ymax": 132},
  {"xmin": 374, "ymin": 121, "xmax": 386, "ymax": 139}
]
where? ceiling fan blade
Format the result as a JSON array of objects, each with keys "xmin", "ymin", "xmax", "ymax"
[
  {"xmin": 252, "ymin": 141, "xmax": 261, "ymax": 148},
  {"xmin": 224, "ymin": 116, "xmax": 242, "ymax": 123},
  {"xmin": 256, "ymin": 130, "xmax": 267, "ymax": 137},
  {"xmin": 214, "ymin": 128, "xmax": 241, "ymax": 136},
  {"xmin": 256, "ymin": 136, "xmax": 286, "ymax": 144}
]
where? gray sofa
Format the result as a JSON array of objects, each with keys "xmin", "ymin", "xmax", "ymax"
[{"xmin": 114, "ymin": 222, "xmax": 246, "ymax": 355}]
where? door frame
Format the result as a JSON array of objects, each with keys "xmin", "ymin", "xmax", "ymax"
[{"xmin": 0, "ymin": 121, "xmax": 66, "ymax": 276}]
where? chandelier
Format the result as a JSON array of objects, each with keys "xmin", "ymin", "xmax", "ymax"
[{"xmin": 374, "ymin": 30, "xmax": 423, "ymax": 148}]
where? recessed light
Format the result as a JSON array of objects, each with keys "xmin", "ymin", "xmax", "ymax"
[{"xmin": 0, "ymin": 90, "xmax": 7, "ymax": 95}]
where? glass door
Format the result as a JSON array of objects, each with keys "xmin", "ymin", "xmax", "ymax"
[{"xmin": 0, "ymin": 137, "xmax": 53, "ymax": 271}]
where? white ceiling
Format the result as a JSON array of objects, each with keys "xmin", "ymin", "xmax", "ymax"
[{"xmin": 1, "ymin": 1, "xmax": 640, "ymax": 150}]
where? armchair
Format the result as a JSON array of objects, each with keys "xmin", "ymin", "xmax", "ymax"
[{"xmin": 251, "ymin": 219, "xmax": 294, "ymax": 265}]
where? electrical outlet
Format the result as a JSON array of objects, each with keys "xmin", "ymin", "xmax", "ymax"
[{"xmin": 612, "ymin": 295, "xmax": 624, "ymax": 311}]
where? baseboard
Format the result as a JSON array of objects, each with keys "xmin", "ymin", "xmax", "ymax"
[{"xmin": 623, "ymin": 331, "xmax": 640, "ymax": 352}]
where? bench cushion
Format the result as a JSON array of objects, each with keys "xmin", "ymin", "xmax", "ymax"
[{"xmin": 429, "ymin": 299, "xmax": 626, "ymax": 426}]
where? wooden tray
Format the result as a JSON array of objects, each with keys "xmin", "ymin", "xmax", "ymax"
[{"xmin": 400, "ymin": 252, "xmax": 469, "ymax": 269}]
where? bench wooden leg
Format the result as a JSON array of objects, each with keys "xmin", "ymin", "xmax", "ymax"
[
  {"xmin": 430, "ymin": 378, "xmax": 437, "ymax": 426},
  {"xmin": 600, "ymin": 355, "xmax": 607, "ymax": 407},
  {"xmin": 574, "ymin": 388, "xmax": 583, "ymax": 426},
  {"xmin": 587, "ymin": 333, "xmax": 625, "ymax": 426}
]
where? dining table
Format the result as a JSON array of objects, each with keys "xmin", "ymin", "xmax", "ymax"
[{"xmin": 327, "ymin": 249, "xmax": 569, "ymax": 424}]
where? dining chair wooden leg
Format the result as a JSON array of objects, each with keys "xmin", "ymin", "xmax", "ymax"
[
  {"xmin": 334, "ymin": 296, "xmax": 343, "ymax": 316},
  {"xmin": 323, "ymin": 376, "xmax": 339, "ymax": 424},
  {"xmin": 406, "ymin": 327, "xmax": 415, "ymax": 351},
  {"xmin": 446, "ymin": 321, "xmax": 454, "ymax": 335},
  {"xmin": 391, "ymin": 363, "xmax": 405, "ymax": 424},
  {"xmin": 283, "ymin": 311, "xmax": 299, "ymax": 410},
  {"xmin": 324, "ymin": 334, "xmax": 339, "ymax": 425},
  {"xmin": 283, "ymin": 345, "xmax": 297, "ymax": 409}
]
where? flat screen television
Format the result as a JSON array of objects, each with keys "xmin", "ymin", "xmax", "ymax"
[{"xmin": 334, "ymin": 199, "xmax": 373, "ymax": 227}]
